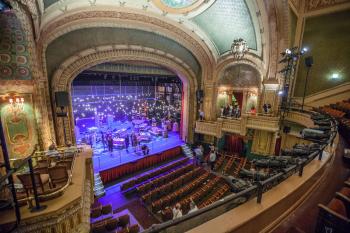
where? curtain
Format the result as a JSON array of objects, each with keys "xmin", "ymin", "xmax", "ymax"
[
  {"xmin": 233, "ymin": 91, "xmax": 243, "ymax": 110},
  {"xmin": 225, "ymin": 135, "xmax": 243, "ymax": 155}
]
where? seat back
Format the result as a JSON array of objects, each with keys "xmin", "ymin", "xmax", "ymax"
[
  {"xmin": 101, "ymin": 204, "xmax": 112, "ymax": 215},
  {"xmin": 91, "ymin": 206, "xmax": 102, "ymax": 219},
  {"xmin": 116, "ymin": 214, "xmax": 130, "ymax": 228},
  {"xmin": 48, "ymin": 166, "xmax": 68, "ymax": 187},
  {"xmin": 128, "ymin": 224, "xmax": 140, "ymax": 233},
  {"xmin": 17, "ymin": 173, "xmax": 43, "ymax": 190},
  {"xmin": 105, "ymin": 218, "xmax": 118, "ymax": 231}
]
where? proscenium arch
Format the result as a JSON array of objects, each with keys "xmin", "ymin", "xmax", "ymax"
[
  {"xmin": 51, "ymin": 45, "xmax": 198, "ymax": 146},
  {"xmin": 38, "ymin": 7, "xmax": 215, "ymax": 82}
]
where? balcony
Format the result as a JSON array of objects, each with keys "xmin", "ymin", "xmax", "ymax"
[{"xmin": 195, "ymin": 114, "xmax": 280, "ymax": 137}]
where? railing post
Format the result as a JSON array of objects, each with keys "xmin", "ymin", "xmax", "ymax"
[
  {"xmin": 256, "ymin": 182, "xmax": 263, "ymax": 204},
  {"xmin": 0, "ymin": 118, "xmax": 21, "ymax": 226},
  {"xmin": 318, "ymin": 150, "xmax": 323, "ymax": 161},
  {"xmin": 28, "ymin": 158, "xmax": 47, "ymax": 212},
  {"xmin": 298, "ymin": 161, "xmax": 304, "ymax": 177}
]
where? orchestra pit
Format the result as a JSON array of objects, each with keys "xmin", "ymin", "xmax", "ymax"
[{"xmin": 0, "ymin": 1, "xmax": 349, "ymax": 233}]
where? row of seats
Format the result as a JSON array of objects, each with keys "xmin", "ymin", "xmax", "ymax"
[
  {"xmin": 142, "ymin": 167, "xmax": 203, "ymax": 205},
  {"xmin": 198, "ymin": 183, "xmax": 230, "ymax": 208},
  {"xmin": 223, "ymin": 157, "xmax": 236, "ymax": 175},
  {"xmin": 137, "ymin": 163, "xmax": 193, "ymax": 195},
  {"xmin": 121, "ymin": 157, "xmax": 189, "ymax": 191},
  {"xmin": 151, "ymin": 171, "xmax": 210, "ymax": 213},
  {"xmin": 91, "ymin": 204, "xmax": 113, "ymax": 219},
  {"xmin": 319, "ymin": 106, "xmax": 346, "ymax": 119},
  {"xmin": 91, "ymin": 217, "xmax": 138, "ymax": 233},
  {"xmin": 316, "ymin": 99, "xmax": 350, "ymax": 144},
  {"xmin": 213, "ymin": 154, "xmax": 225, "ymax": 171},
  {"xmin": 316, "ymin": 178, "xmax": 350, "ymax": 233},
  {"xmin": 178, "ymin": 176, "xmax": 222, "ymax": 214}
]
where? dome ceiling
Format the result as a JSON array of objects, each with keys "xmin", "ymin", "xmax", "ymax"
[{"xmin": 41, "ymin": 0, "xmax": 260, "ymax": 58}]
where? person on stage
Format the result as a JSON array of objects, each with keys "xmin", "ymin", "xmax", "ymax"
[
  {"xmin": 125, "ymin": 134, "xmax": 130, "ymax": 152},
  {"xmin": 107, "ymin": 134, "xmax": 113, "ymax": 154},
  {"xmin": 101, "ymin": 131, "xmax": 106, "ymax": 151}
]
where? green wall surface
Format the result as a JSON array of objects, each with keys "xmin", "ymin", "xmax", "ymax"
[
  {"xmin": 46, "ymin": 27, "xmax": 201, "ymax": 82},
  {"xmin": 289, "ymin": 7, "xmax": 297, "ymax": 48},
  {"xmin": 294, "ymin": 10, "xmax": 350, "ymax": 97}
]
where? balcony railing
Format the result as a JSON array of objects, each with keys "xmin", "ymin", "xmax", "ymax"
[{"xmin": 195, "ymin": 114, "xmax": 280, "ymax": 137}]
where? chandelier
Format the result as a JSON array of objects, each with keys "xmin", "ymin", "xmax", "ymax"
[{"xmin": 231, "ymin": 38, "xmax": 249, "ymax": 59}]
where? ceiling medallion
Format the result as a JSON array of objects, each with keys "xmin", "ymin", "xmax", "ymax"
[{"xmin": 153, "ymin": 0, "xmax": 205, "ymax": 14}]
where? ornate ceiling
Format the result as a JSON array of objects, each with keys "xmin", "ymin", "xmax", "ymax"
[{"xmin": 39, "ymin": 0, "xmax": 261, "ymax": 58}]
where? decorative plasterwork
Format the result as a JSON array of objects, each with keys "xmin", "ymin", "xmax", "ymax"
[
  {"xmin": 153, "ymin": 0, "xmax": 206, "ymax": 13},
  {"xmin": 51, "ymin": 45, "xmax": 197, "ymax": 145},
  {"xmin": 38, "ymin": 7, "xmax": 214, "ymax": 82},
  {"xmin": 306, "ymin": 0, "xmax": 349, "ymax": 11},
  {"xmin": 191, "ymin": 0, "xmax": 258, "ymax": 54}
]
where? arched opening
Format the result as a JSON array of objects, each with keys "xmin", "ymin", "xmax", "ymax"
[
  {"xmin": 69, "ymin": 62, "xmax": 186, "ymax": 168},
  {"xmin": 50, "ymin": 47, "xmax": 197, "ymax": 150},
  {"xmin": 217, "ymin": 64, "xmax": 261, "ymax": 118}
]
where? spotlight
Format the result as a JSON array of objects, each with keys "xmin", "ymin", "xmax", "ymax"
[
  {"xmin": 302, "ymin": 47, "xmax": 308, "ymax": 52},
  {"xmin": 278, "ymin": 90, "xmax": 284, "ymax": 96},
  {"xmin": 285, "ymin": 49, "xmax": 292, "ymax": 55},
  {"xmin": 331, "ymin": 73, "xmax": 340, "ymax": 79}
]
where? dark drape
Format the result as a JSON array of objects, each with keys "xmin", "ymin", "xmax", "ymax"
[
  {"xmin": 225, "ymin": 135, "xmax": 244, "ymax": 155},
  {"xmin": 274, "ymin": 137, "xmax": 282, "ymax": 156},
  {"xmin": 233, "ymin": 91, "xmax": 243, "ymax": 109}
]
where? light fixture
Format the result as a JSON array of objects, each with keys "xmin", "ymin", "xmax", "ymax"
[
  {"xmin": 231, "ymin": 38, "xmax": 249, "ymax": 59},
  {"xmin": 278, "ymin": 90, "xmax": 284, "ymax": 96},
  {"xmin": 331, "ymin": 73, "xmax": 340, "ymax": 79}
]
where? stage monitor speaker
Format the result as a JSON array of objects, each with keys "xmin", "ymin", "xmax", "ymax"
[
  {"xmin": 283, "ymin": 126, "xmax": 291, "ymax": 134},
  {"xmin": 196, "ymin": 90, "xmax": 204, "ymax": 102},
  {"xmin": 55, "ymin": 91, "xmax": 69, "ymax": 107},
  {"xmin": 305, "ymin": 56, "xmax": 313, "ymax": 68}
]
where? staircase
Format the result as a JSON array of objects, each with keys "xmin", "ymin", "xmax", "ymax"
[
  {"xmin": 181, "ymin": 144, "xmax": 194, "ymax": 158},
  {"xmin": 93, "ymin": 173, "xmax": 106, "ymax": 197}
]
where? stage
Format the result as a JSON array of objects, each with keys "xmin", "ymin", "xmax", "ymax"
[{"xmin": 93, "ymin": 131, "xmax": 184, "ymax": 172}]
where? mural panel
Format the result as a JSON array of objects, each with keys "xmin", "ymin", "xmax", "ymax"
[
  {"xmin": 0, "ymin": 11, "xmax": 31, "ymax": 80},
  {"xmin": 0, "ymin": 94, "xmax": 38, "ymax": 159}
]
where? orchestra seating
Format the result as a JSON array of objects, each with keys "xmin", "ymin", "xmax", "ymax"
[
  {"xmin": 121, "ymin": 157, "xmax": 189, "ymax": 191},
  {"xmin": 315, "ymin": 177, "xmax": 350, "ymax": 233},
  {"xmin": 100, "ymin": 146, "xmax": 182, "ymax": 184},
  {"xmin": 90, "ymin": 204, "xmax": 140, "ymax": 233}
]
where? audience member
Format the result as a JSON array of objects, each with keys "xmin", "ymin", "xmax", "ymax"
[
  {"xmin": 199, "ymin": 109, "xmax": 205, "ymax": 121},
  {"xmin": 209, "ymin": 149, "xmax": 217, "ymax": 170},
  {"xmin": 194, "ymin": 145, "xmax": 203, "ymax": 165},
  {"xmin": 107, "ymin": 135, "xmax": 114, "ymax": 153},
  {"xmin": 172, "ymin": 203, "xmax": 183, "ymax": 219},
  {"xmin": 124, "ymin": 134, "xmax": 130, "ymax": 152},
  {"xmin": 141, "ymin": 144, "xmax": 150, "ymax": 155},
  {"xmin": 188, "ymin": 199, "xmax": 198, "ymax": 214}
]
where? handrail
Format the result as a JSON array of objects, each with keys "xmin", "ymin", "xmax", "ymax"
[
  {"xmin": 0, "ymin": 150, "xmax": 36, "ymax": 188},
  {"xmin": 140, "ymin": 109, "xmax": 338, "ymax": 233}
]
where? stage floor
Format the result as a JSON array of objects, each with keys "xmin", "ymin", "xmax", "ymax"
[{"xmin": 93, "ymin": 132, "xmax": 184, "ymax": 172}]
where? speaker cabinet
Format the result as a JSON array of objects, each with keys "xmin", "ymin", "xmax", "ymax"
[
  {"xmin": 305, "ymin": 56, "xmax": 313, "ymax": 67},
  {"xmin": 196, "ymin": 90, "xmax": 204, "ymax": 102},
  {"xmin": 55, "ymin": 91, "xmax": 69, "ymax": 107}
]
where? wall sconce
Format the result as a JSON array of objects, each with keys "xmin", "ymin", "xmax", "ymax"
[{"xmin": 331, "ymin": 73, "xmax": 340, "ymax": 80}]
